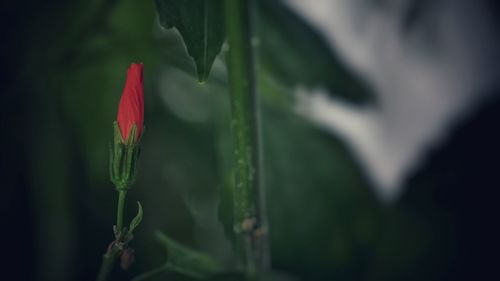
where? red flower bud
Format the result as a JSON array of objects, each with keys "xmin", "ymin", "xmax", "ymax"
[{"xmin": 117, "ymin": 63, "xmax": 144, "ymax": 143}]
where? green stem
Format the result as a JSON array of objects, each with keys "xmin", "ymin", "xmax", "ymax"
[
  {"xmin": 95, "ymin": 190, "xmax": 128, "ymax": 281},
  {"xmin": 96, "ymin": 245, "xmax": 121, "ymax": 281},
  {"xmin": 116, "ymin": 190, "xmax": 127, "ymax": 231},
  {"xmin": 224, "ymin": 0, "xmax": 269, "ymax": 273}
]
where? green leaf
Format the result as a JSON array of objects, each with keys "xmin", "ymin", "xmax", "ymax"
[
  {"xmin": 207, "ymin": 271, "xmax": 299, "ymax": 281},
  {"xmin": 156, "ymin": 231, "xmax": 223, "ymax": 279},
  {"xmin": 155, "ymin": 0, "xmax": 225, "ymax": 82},
  {"xmin": 257, "ymin": 0, "xmax": 373, "ymax": 104},
  {"xmin": 128, "ymin": 201, "xmax": 143, "ymax": 235}
]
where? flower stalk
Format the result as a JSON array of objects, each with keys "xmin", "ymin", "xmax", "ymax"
[{"xmin": 116, "ymin": 190, "xmax": 127, "ymax": 232}]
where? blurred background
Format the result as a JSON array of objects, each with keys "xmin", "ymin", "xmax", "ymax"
[{"xmin": 1, "ymin": 0, "xmax": 500, "ymax": 280}]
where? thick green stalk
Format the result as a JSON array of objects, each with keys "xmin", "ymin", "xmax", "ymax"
[{"xmin": 224, "ymin": 0, "xmax": 269, "ymax": 273}]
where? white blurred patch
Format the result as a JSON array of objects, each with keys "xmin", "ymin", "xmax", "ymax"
[{"xmin": 285, "ymin": 0, "xmax": 500, "ymax": 201}]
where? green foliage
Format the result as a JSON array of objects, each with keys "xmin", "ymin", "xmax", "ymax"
[
  {"xmin": 156, "ymin": 232, "xmax": 224, "ymax": 279},
  {"xmin": 6, "ymin": 0, "xmax": 459, "ymax": 280},
  {"xmin": 207, "ymin": 271, "xmax": 299, "ymax": 281},
  {"xmin": 154, "ymin": 0, "xmax": 372, "ymax": 104},
  {"xmin": 215, "ymin": 74, "xmax": 382, "ymax": 279},
  {"xmin": 262, "ymin": 106, "xmax": 380, "ymax": 279},
  {"xmin": 257, "ymin": 0, "xmax": 373, "ymax": 104},
  {"xmin": 155, "ymin": 0, "xmax": 225, "ymax": 82}
]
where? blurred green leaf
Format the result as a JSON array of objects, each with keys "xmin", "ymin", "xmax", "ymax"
[
  {"xmin": 257, "ymin": 0, "xmax": 373, "ymax": 104},
  {"xmin": 261, "ymin": 107, "xmax": 380, "ymax": 279},
  {"xmin": 156, "ymin": 231, "xmax": 224, "ymax": 279},
  {"xmin": 155, "ymin": 0, "xmax": 225, "ymax": 82},
  {"xmin": 208, "ymin": 271, "xmax": 299, "ymax": 281},
  {"xmin": 215, "ymin": 74, "xmax": 382, "ymax": 279}
]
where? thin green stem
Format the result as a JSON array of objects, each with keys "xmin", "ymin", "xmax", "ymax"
[
  {"xmin": 116, "ymin": 190, "xmax": 127, "ymax": 231},
  {"xmin": 95, "ymin": 189, "xmax": 128, "ymax": 281},
  {"xmin": 224, "ymin": 0, "xmax": 269, "ymax": 273}
]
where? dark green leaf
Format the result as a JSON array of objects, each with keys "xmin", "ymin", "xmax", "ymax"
[
  {"xmin": 155, "ymin": 0, "xmax": 225, "ymax": 82},
  {"xmin": 257, "ymin": 0, "xmax": 373, "ymax": 104},
  {"xmin": 156, "ymin": 231, "xmax": 224, "ymax": 279}
]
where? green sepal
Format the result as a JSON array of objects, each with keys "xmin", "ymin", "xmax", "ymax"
[{"xmin": 110, "ymin": 122, "xmax": 141, "ymax": 191}]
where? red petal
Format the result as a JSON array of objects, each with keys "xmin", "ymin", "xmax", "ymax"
[{"xmin": 117, "ymin": 63, "xmax": 144, "ymax": 142}]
